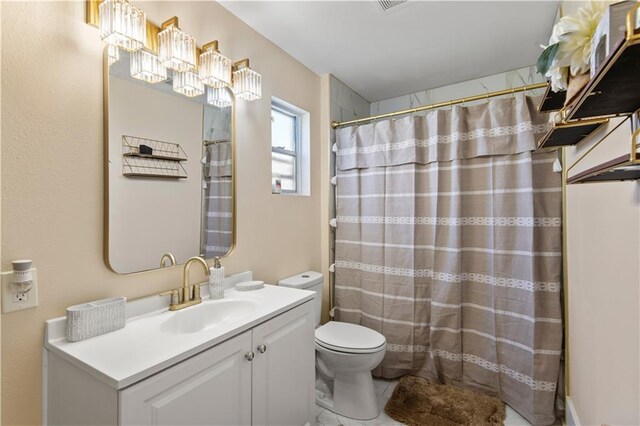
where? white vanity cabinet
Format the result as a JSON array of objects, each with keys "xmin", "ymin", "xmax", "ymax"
[
  {"xmin": 45, "ymin": 298, "xmax": 315, "ymax": 426},
  {"xmin": 120, "ymin": 330, "xmax": 253, "ymax": 425},
  {"xmin": 252, "ymin": 302, "xmax": 315, "ymax": 425}
]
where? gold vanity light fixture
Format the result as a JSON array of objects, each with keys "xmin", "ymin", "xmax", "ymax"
[
  {"xmin": 232, "ymin": 59, "xmax": 262, "ymax": 101},
  {"xmin": 173, "ymin": 70, "xmax": 205, "ymax": 97},
  {"xmin": 206, "ymin": 86, "xmax": 232, "ymax": 108},
  {"xmin": 199, "ymin": 41, "xmax": 232, "ymax": 88},
  {"xmin": 88, "ymin": 1, "xmax": 262, "ymax": 100},
  {"xmin": 98, "ymin": 0, "xmax": 146, "ymax": 52},
  {"xmin": 158, "ymin": 16, "xmax": 197, "ymax": 72},
  {"xmin": 107, "ymin": 45, "xmax": 120, "ymax": 65},
  {"xmin": 130, "ymin": 49, "xmax": 168, "ymax": 84}
]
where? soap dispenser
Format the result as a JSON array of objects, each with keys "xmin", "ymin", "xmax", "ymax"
[{"xmin": 209, "ymin": 257, "xmax": 225, "ymax": 300}]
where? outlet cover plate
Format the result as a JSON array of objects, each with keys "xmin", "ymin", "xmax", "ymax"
[{"xmin": 1, "ymin": 268, "xmax": 39, "ymax": 313}]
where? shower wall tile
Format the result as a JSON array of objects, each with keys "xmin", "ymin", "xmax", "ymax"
[
  {"xmin": 330, "ymin": 75, "xmax": 371, "ymax": 124},
  {"xmin": 370, "ymin": 66, "xmax": 545, "ymax": 116},
  {"xmin": 328, "ymin": 75, "xmax": 371, "ymax": 246}
]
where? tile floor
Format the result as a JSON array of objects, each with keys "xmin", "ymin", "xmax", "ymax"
[{"xmin": 314, "ymin": 378, "xmax": 553, "ymax": 426}]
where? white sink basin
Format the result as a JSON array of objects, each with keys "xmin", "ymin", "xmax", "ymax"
[
  {"xmin": 45, "ymin": 280, "xmax": 316, "ymax": 389},
  {"xmin": 160, "ymin": 299, "xmax": 259, "ymax": 334}
]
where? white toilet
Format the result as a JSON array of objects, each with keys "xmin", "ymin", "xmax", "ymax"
[{"xmin": 279, "ymin": 271, "xmax": 387, "ymax": 420}]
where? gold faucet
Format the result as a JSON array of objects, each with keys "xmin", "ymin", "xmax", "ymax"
[
  {"xmin": 160, "ymin": 256, "xmax": 210, "ymax": 311},
  {"xmin": 159, "ymin": 252, "xmax": 176, "ymax": 268}
]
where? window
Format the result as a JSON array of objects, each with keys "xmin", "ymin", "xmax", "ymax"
[
  {"xmin": 271, "ymin": 98, "xmax": 310, "ymax": 195},
  {"xmin": 271, "ymin": 105, "xmax": 299, "ymax": 192}
]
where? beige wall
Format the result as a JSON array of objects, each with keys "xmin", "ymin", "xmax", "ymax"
[
  {"xmin": 0, "ymin": 0, "xmax": 3, "ymax": 419},
  {"xmin": 1, "ymin": 2, "xmax": 321, "ymax": 424},
  {"xmin": 565, "ymin": 118, "xmax": 640, "ymax": 425},
  {"xmin": 561, "ymin": 1, "xmax": 640, "ymax": 423}
]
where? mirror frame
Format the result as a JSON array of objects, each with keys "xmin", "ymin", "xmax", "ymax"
[{"xmin": 103, "ymin": 48, "xmax": 237, "ymax": 274}]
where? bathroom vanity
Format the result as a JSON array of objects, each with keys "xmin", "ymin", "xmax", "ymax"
[{"xmin": 43, "ymin": 275, "xmax": 315, "ymax": 426}]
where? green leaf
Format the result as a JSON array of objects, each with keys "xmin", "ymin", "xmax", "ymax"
[{"xmin": 537, "ymin": 43, "xmax": 560, "ymax": 76}]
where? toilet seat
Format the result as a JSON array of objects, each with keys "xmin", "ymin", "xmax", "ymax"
[{"xmin": 315, "ymin": 321, "xmax": 386, "ymax": 354}]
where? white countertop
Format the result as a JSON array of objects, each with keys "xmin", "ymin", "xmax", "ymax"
[{"xmin": 44, "ymin": 280, "xmax": 314, "ymax": 390}]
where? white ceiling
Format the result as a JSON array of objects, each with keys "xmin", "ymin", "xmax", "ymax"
[{"xmin": 219, "ymin": 1, "xmax": 559, "ymax": 102}]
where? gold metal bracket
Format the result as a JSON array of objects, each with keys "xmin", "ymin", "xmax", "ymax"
[
  {"xmin": 626, "ymin": 3, "xmax": 640, "ymax": 43},
  {"xmin": 566, "ymin": 116, "xmax": 630, "ymax": 174},
  {"xmin": 630, "ymin": 127, "xmax": 640, "ymax": 162},
  {"xmin": 202, "ymin": 40, "xmax": 220, "ymax": 53},
  {"xmin": 161, "ymin": 16, "xmax": 180, "ymax": 30},
  {"xmin": 232, "ymin": 58, "xmax": 250, "ymax": 72},
  {"xmin": 86, "ymin": 0, "xmax": 100, "ymax": 28}
]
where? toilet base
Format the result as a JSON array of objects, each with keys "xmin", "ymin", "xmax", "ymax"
[{"xmin": 315, "ymin": 372, "xmax": 380, "ymax": 420}]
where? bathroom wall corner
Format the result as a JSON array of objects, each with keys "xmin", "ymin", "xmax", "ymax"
[
  {"xmin": 326, "ymin": 76, "xmax": 371, "ymax": 325},
  {"xmin": 0, "ymin": 0, "xmax": 3, "ymax": 419},
  {"xmin": 320, "ymin": 74, "xmax": 332, "ymax": 324}
]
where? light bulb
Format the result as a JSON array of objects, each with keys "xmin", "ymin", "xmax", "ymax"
[
  {"xmin": 99, "ymin": 0, "xmax": 146, "ymax": 52},
  {"xmin": 130, "ymin": 50, "xmax": 168, "ymax": 84},
  {"xmin": 206, "ymin": 86, "xmax": 232, "ymax": 108},
  {"xmin": 173, "ymin": 70, "xmax": 204, "ymax": 97},
  {"xmin": 158, "ymin": 20, "xmax": 196, "ymax": 72},
  {"xmin": 199, "ymin": 44, "xmax": 232, "ymax": 88},
  {"xmin": 232, "ymin": 62, "xmax": 262, "ymax": 101}
]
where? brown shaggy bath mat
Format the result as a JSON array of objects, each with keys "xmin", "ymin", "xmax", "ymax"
[{"xmin": 385, "ymin": 375, "xmax": 506, "ymax": 426}]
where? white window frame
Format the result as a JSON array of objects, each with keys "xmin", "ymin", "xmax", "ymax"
[
  {"xmin": 271, "ymin": 97, "xmax": 310, "ymax": 196},
  {"xmin": 271, "ymin": 103, "xmax": 301, "ymax": 194}
]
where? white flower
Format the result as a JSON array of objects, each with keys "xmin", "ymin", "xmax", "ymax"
[
  {"xmin": 555, "ymin": 1, "xmax": 608, "ymax": 76},
  {"xmin": 546, "ymin": 63, "xmax": 568, "ymax": 92},
  {"xmin": 544, "ymin": 16, "xmax": 572, "ymax": 48}
]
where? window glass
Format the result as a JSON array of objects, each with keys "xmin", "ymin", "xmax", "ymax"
[
  {"xmin": 271, "ymin": 152, "xmax": 296, "ymax": 191},
  {"xmin": 271, "ymin": 109, "xmax": 296, "ymax": 152}
]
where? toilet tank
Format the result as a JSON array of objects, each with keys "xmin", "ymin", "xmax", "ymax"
[{"xmin": 278, "ymin": 271, "xmax": 323, "ymax": 327}]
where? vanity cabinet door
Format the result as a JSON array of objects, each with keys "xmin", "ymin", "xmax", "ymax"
[
  {"xmin": 251, "ymin": 302, "xmax": 315, "ymax": 426},
  {"xmin": 119, "ymin": 331, "xmax": 252, "ymax": 426}
]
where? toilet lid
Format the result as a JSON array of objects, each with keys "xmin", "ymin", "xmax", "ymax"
[{"xmin": 315, "ymin": 322, "xmax": 386, "ymax": 353}]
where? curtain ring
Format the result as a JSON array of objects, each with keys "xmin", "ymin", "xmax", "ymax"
[{"xmin": 480, "ymin": 82, "xmax": 490, "ymax": 104}]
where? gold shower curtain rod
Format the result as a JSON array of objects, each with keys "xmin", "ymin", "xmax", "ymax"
[{"xmin": 331, "ymin": 82, "xmax": 548, "ymax": 129}]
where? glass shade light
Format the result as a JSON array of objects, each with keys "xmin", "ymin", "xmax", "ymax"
[
  {"xmin": 108, "ymin": 45, "xmax": 120, "ymax": 66},
  {"xmin": 158, "ymin": 22, "xmax": 196, "ymax": 72},
  {"xmin": 173, "ymin": 70, "xmax": 204, "ymax": 97},
  {"xmin": 99, "ymin": 0, "xmax": 146, "ymax": 52},
  {"xmin": 130, "ymin": 50, "xmax": 168, "ymax": 84},
  {"xmin": 199, "ymin": 47, "xmax": 232, "ymax": 88},
  {"xmin": 232, "ymin": 64, "xmax": 262, "ymax": 101},
  {"xmin": 206, "ymin": 86, "xmax": 232, "ymax": 108}
]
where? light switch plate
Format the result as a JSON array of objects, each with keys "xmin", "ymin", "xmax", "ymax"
[{"xmin": 1, "ymin": 268, "xmax": 39, "ymax": 313}]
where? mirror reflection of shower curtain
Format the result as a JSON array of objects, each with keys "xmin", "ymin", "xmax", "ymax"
[
  {"xmin": 334, "ymin": 94, "xmax": 562, "ymax": 426},
  {"xmin": 202, "ymin": 141, "xmax": 232, "ymax": 258}
]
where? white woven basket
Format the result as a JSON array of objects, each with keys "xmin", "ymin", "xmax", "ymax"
[{"xmin": 66, "ymin": 297, "xmax": 126, "ymax": 342}]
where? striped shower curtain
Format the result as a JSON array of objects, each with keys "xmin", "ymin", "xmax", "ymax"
[
  {"xmin": 333, "ymin": 95, "xmax": 562, "ymax": 425},
  {"xmin": 201, "ymin": 141, "xmax": 232, "ymax": 258}
]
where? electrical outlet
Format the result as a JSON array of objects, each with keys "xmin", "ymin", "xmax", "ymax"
[
  {"xmin": 1, "ymin": 268, "xmax": 38, "ymax": 313},
  {"xmin": 13, "ymin": 292, "xmax": 29, "ymax": 302}
]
